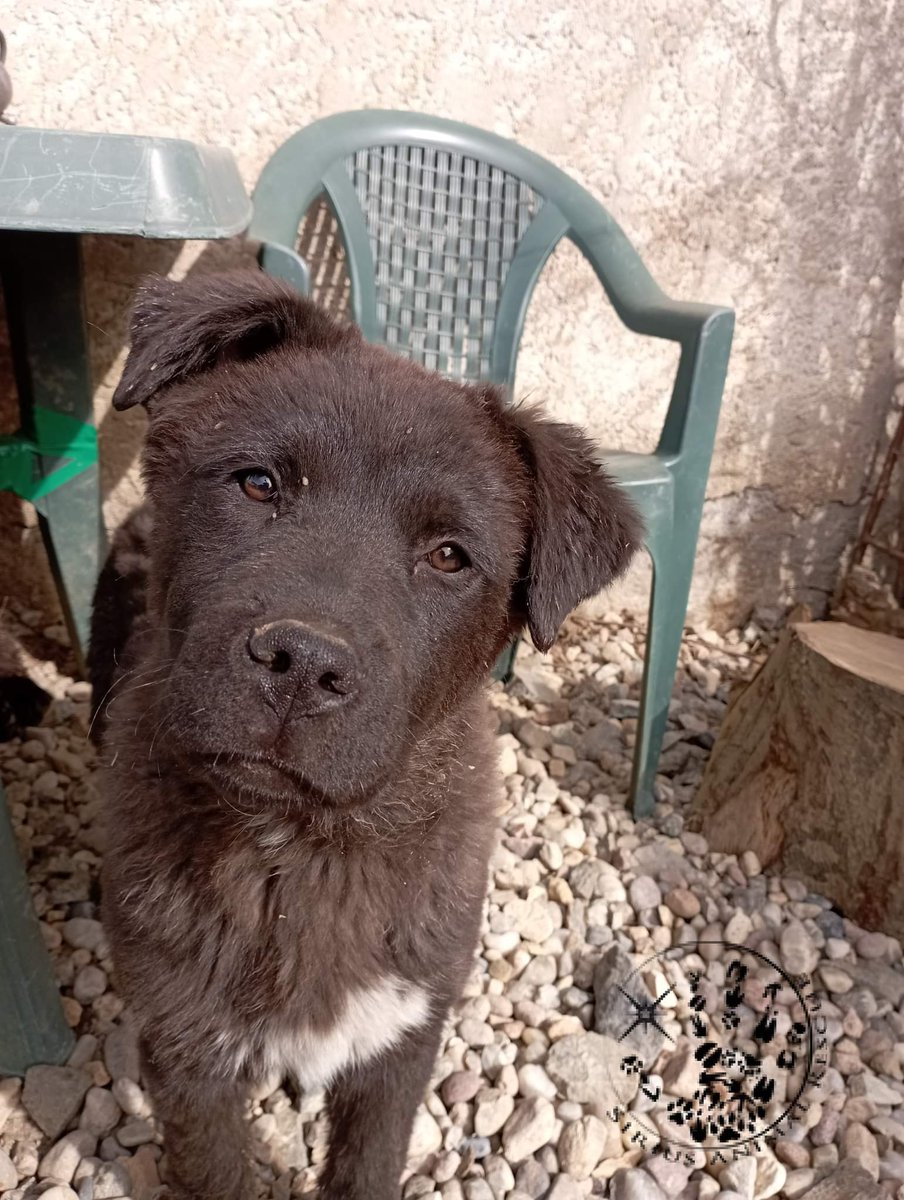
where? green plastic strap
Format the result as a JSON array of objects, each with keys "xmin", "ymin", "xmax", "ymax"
[{"xmin": 0, "ymin": 406, "xmax": 98, "ymax": 502}]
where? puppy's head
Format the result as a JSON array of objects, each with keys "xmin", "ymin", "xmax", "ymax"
[{"xmin": 113, "ymin": 271, "xmax": 641, "ymax": 806}]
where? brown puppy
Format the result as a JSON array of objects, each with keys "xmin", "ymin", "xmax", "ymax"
[{"xmin": 90, "ymin": 271, "xmax": 640, "ymax": 1200}]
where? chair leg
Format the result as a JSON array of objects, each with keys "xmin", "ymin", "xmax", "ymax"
[
  {"xmin": 0, "ymin": 787, "xmax": 73, "ymax": 1075},
  {"xmin": 629, "ymin": 530, "xmax": 694, "ymax": 819},
  {"xmin": 492, "ymin": 638, "xmax": 519, "ymax": 685},
  {"xmin": 34, "ymin": 461, "xmax": 104, "ymax": 678},
  {"xmin": 0, "ymin": 231, "xmax": 103, "ymax": 678}
]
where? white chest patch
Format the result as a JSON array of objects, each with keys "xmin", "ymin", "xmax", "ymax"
[{"xmin": 256, "ymin": 975, "xmax": 432, "ymax": 1091}]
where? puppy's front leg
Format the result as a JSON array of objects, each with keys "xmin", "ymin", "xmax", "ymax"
[
  {"xmin": 141, "ymin": 1043, "xmax": 254, "ymax": 1200},
  {"xmin": 320, "ymin": 1014, "xmax": 446, "ymax": 1200}
]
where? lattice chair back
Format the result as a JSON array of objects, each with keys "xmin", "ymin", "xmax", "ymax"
[
  {"xmin": 250, "ymin": 110, "xmax": 661, "ymax": 398},
  {"xmin": 346, "ymin": 145, "xmax": 540, "ymax": 382}
]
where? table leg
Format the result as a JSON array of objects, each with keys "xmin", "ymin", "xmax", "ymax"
[
  {"xmin": 0, "ymin": 231, "xmax": 105, "ymax": 677},
  {"xmin": 0, "ymin": 785, "xmax": 73, "ymax": 1074},
  {"xmin": 0, "ymin": 231, "xmax": 96, "ymax": 1070}
]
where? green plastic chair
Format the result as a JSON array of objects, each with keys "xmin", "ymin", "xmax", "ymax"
[{"xmin": 250, "ymin": 110, "xmax": 734, "ymax": 819}]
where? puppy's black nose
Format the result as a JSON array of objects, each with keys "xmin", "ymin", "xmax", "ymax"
[{"xmin": 247, "ymin": 620, "xmax": 358, "ymax": 714}]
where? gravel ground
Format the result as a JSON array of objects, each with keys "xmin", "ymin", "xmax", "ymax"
[{"xmin": 1, "ymin": 603, "xmax": 903, "ymax": 1200}]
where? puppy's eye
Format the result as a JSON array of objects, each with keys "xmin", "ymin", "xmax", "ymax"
[
  {"xmin": 427, "ymin": 543, "xmax": 470, "ymax": 573},
  {"xmin": 238, "ymin": 469, "xmax": 277, "ymax": 503}
]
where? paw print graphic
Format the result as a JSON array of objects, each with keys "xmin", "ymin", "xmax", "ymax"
[
  {"xmin": 666, "ymin": 1097, "xmax": 696, "ymax": 1127},
  {"xmin": 721, "ymin": 1047, "xmax": 747, "ymax": 1073}
]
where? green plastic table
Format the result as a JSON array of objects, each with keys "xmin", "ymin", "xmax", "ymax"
[{"xmin": 0, "ymin": 126, "xmax": 251, "ymax": 1075}]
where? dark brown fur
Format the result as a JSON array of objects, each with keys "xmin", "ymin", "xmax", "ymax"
[{"xmin": 90, "ymin": 271, "xmax": 640, "ymax": 1200}]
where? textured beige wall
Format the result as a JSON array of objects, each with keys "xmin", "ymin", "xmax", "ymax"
[{"xmin": 4, "ymin": 0, "xmax": 904, "ymax": 627}]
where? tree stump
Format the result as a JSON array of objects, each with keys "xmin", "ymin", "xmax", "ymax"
[{"xmin": 692, "ymin": 621, "xmax": 904, "ymax": 935}]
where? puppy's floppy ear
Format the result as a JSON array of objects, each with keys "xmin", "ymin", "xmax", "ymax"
[
  {"xmin": 112, "ymin": 270, "xmax": 357, "ymax": 410},
  {"xmin": 506, "ymin": 405, "xmax": 643, "ymax": 652}
]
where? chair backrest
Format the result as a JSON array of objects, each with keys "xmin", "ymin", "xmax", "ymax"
[{"xmin": 250, "ymin": 111, "xmax": 673, "ymax": 394}]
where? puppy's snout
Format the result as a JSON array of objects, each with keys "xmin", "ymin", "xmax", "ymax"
[{"xmin": 248, "ymin": 620, "xmax": 358, "ymax": 714}]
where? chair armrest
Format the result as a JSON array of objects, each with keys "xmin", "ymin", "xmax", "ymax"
[
  {"xmin": 574, "ymin": 221, "xmax": 735, "ymax": 464},
  {"xmin": 622, "ymin": 296, "xmax": 733, "ymax": 346},
  {"xmin": 655, "ymin": 304, "xmax": 735, "ymax": 466},
  {"xmin": 255, "ymin": 240, "xmax": 312, "ymax": 297},
  {"xmin": 568, "ymin": 211, "xmax": 731, "ymax": 341}
]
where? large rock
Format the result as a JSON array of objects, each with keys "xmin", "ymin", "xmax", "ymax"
[
  {"xmin": 125, "ymin": 1145, "xmax": 162, "ymax": 1200},
  {"xmin": 755, "ymin": 1156, "xmax": 787, "ymax": 1200},
  {"xmin": 628, "ymin": 876, "xmax": 662, "ymax": 911},
  {"xmin": 407, "ymin": 1107, "xmax": 442, "ymax": 1166},
  {"xmin": 546, "ymin": 1032, "xmax": 638, "ymax": 1106},
  {"xmin": 38, "ymin": 1130, "xmax": 97, "ymax": 1183},
  {"xmin": 474, "ymin": 1089, "xmax": 514, "ymax": 1136},
  {"xmin": 719, "ymin": 1156, "xmax": 757, "ymax": 1197},
  {"xmin": 795, "ymin": 1160, "xmax": 884, "ymax": 1199},
  {"xmin": 693, "ymin": 622, "xmax": 904, "ymax": 937},
  {"xmin": 21, "ymin": 1065, "xmax": 90, "ymax": 1139},
  {"xmin": 631, "ymin": 845, "xmax": 693, "ymax": 888},
  {"xmin": 546, "ymin": 1177, "xmax": 586, "ymax": 1200},
  {"xmin": 501, "ymin": 1098, "xmax": 556, "ymax": 1162},
  {"xmin": 556, "ymin": 1115, "xmax": 609, "ymax": 1179},
  {"xmin": 0, "ymin": 1148, "xmax": 17, "ymax": 1192},
  {"xmin": 441, "ymin": 1071, "xmax": 482, "ymax": 1105},
  {"xmin": 93, "ymin": 1161, "xmax": 134, "ymax": 1199},
  {"xmin": 780, "ymin": 920, "xmax": 819, "ymax": 975},
  {"xmin": 79, "ymin": 1086, "xmax": 122, "ymax": 1137},
  {"xmin": 514, "ymin": 1158, "xmax": 550, "ymax": 1198},
  {"xmin": 609, "ymin": 1168, "xmax": 667, "ymax": 1200},
  {"xmin": 103, "ymin": 1021, "xmax": 142, "ymax": 1082},
  {"xmin": 268, "ymin": 1107, "xmax": 308, "ymax": 1173},
  {"xmin": 0, "ymin": 1078, "xmax": 21, "ymax": 1135},
  {"xmin": 847, "ymin": 960, "xmax": 904, "ymax": 1008},
  {"xmin": 593, "ymin": 944, "xmax": 666, "ymax": 1063},
  {"xmin": 842, "ymin": 1122, "xmax": 880, "ymax": 1181},
  {"xmin": 569, "ymin": 860, "xmax": 627, "ymax": 902},
  {"xmin": 660, "ymin": 1039, "xmax": 702, "ymax": 1101},
  {"xmin": 578, "ymin": 720, "xmax": 623, "ymax": 759},
  {"xmin": 642, "ymin": 1155, "xmax": 693, "ymax": 1194},
  {"xmin": 512, "ymin": 659, "xmax": 562, "ymax": 704},
  {"xmin": 60, "ymin": 918, "xmax": 104, "ymax": 951}
]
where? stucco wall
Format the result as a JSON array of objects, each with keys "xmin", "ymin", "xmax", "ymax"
[{"xmin": 3, "ymin": 0, "xmax": 903, "ymax": 628}]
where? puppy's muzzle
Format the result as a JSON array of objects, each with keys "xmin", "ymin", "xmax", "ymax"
[{"xmin": 248, "ymin": 620, "xmax": 358, "ymax": 716}]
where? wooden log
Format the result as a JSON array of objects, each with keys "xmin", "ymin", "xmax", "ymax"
[{"xmin": 692, "ymin": 621, "xmax": 904, "ymax": 935}]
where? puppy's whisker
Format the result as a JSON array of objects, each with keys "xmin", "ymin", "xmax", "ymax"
[
  {"xmin": 104, "ymin": 671, "xmax": 174, "ymax": 714},
  {"xmin": 87, "ymin": 659, "xmax": 175, "ymax": 740},
  {"xmin": 147, "ymin": 707, "xmax": 185, "ymax": 761},
  {"xmin": 131, "ymin": 692, "xmax": 170, "ymax": 738},
  {"xmin": 217, "ymin": 787, "xmax": 254, "ymax": 820}
]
